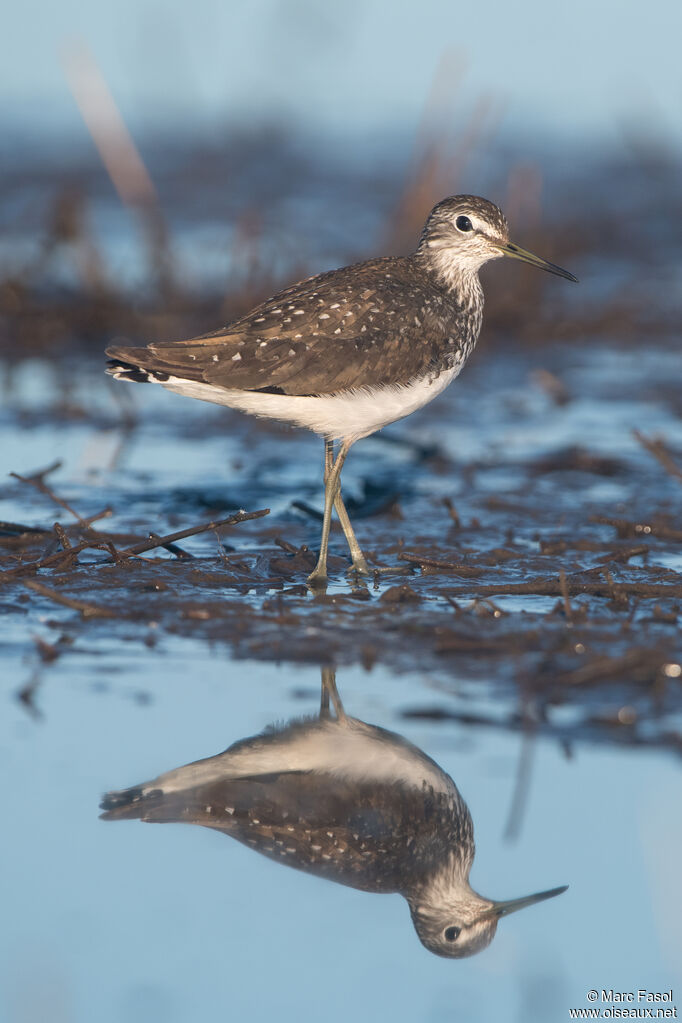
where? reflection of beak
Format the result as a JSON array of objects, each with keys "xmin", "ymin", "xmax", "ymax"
[
  {"xmin": 480, "ymin": 884, "xmax": 568, "ymax": 921},
  {"xmin": 498, "ymin": 241, "xmax": 578, "ymax": 282}
]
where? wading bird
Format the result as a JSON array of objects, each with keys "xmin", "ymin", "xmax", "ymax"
[
  {"xmin": 101, "ymin": 667, "xmax": 567, "ymax": 958},
  {"xmin": 107, "ymin": 196, "xmax": 576, "ymax": 585}
]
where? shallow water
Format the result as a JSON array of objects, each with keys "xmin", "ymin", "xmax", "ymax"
[{"xmin": 2, "ymin": 653, "xmax": 680, "ymax": 1023}]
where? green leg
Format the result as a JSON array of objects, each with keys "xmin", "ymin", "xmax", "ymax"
[
  {"xmin": 323, "ymin": 440, "xmax": 370, "ymax": 577},
  {"xmin": 325, "ymin": 440, "xmax": 413, "ymax": 579},
  {"xmin": 321, "ymin": 665, "xmax": 347, "ymax": 722},
  {"xmin": 320, "ymin": 675, "xmax": 330, "ymax": 718},
  {"xmin": 307, "ymin": 440, "xmax": 352, "ymax": 587}
]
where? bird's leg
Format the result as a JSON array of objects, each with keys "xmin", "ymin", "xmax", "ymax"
[
  {"xmin": 320, "ymin": 672, "xmax": 331, "ymax": 719},
  {"xmin": 321, "ymin": 665, "xmax": 347, "ymax": 722},
  {"xmin": 323, "ymin": 440, "xmax": 370, "ymax": 577},
  {"xmin": 307, "ymin": 440, "xmax": 352, "ymax": 586},
  {"xmin": 324, "ymin": 442, "xmax": 414, "ymax": 580}
]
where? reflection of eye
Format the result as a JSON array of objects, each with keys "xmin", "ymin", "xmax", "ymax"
[
  {"xmin": 456, "ymin": 216, "xmax": 473, "ymax": 232},
  {"xmin": 444, "ymin": 926, "xmax": 461, "ymax": 942}
]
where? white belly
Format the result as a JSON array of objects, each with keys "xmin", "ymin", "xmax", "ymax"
[
  {"xmin": 161, "ymin": 362, "xmax": 463, "ymax": 442},
  {"xmin": 140, "ymin": 717, "xmax": 456, "ymax": 799}
]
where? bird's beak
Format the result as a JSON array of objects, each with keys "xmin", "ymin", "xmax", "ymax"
[
  {"xmin": 497, "ymin": 241, "xmax": 578, "ymax": 283},
  {"xmin": 479, "ymin": 884, "xmax": 568, "ymax": 921}
]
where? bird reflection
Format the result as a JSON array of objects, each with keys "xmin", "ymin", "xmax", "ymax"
[{"xmin": 101, "ymin": 668, "xmax": 566, "ymax": 958}]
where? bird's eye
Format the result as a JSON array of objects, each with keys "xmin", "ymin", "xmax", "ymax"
[
  {"xmin": 443, "ymin": 926, "xmax": 461, "ymax": 942},
  {"xmin": 455, "ymin": 216, "xmax": 473, "ymax": 232}
]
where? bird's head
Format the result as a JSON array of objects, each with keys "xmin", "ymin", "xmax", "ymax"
[
  {"xmin": 418, "ymin": 194, "xmax": 577, "ymax": 287},
  {"xmin": 408, "ymin": 878, "xmax": 568, "ymax": 959}
]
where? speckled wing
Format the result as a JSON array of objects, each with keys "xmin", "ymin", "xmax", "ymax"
[
  {"xmin": 102, "ymin": 770, "xmax": 465, "ymax": 895},
  {"xmin": 107, "ymin": 257, "xmax": 460, "ymax": 395}
]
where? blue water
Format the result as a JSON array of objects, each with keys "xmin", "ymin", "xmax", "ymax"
[{"xmin": 1, "ymin": 648, "xmax": 680, "ymax": 1022}]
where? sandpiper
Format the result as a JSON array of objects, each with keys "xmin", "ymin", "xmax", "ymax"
[
  {"xmin": 101, "ymin": 667, "xmax": 567, "ymax": 958},
  {"xmin": 106, "ymin": 195, "xmax": 576, "ymax": 584}
]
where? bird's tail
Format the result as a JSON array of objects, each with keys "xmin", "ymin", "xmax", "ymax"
[
  {"xmin": 99, "ymin": 784, "xmax": 166, "ymax": 821},
  {"xmin": 105, "ymin": 346, "xmax": 169, "ymax": 383},
  {"xmin": 99, "ymin": 780, "xmax": 241, "ymax": 832}
]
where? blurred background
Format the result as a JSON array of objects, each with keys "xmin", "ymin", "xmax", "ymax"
[
  {"xmin": 1, "ymin": 3, "xmax": 681, "ymax": 1023},
  {"xmin": 1, "ymin": 0, "xmax": 680, "ymax": 363},
  {"xmin": 5, "ymin": 0, "xmax": 682, "ymax": 141}
]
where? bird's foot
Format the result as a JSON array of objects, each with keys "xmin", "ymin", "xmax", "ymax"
[
  {"xmin": 306, "ymin": 568, "xmax": 329, "ymax": 591},
  {"xmin": 347, "ymin": 558, "xmax": 413, "ymax": 581},
  {"xmin": 346, "ymin": 556, "xmax": 371, "ymax": 578},
  {"xmin": 371, "ymin": 563, "xmax": 414, "ymax": 578}
]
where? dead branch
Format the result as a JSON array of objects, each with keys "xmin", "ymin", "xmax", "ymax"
[
  {"xmin": 0, "ymin": 508, "xmax": 269, "ymax": 583},
  {"xmin": 23, "ymin": 579, "xmax": 115, "ymax": 618},
  {"xmin": 559, "ymin": 569, "xmax": 573, "ymax": 622},
  {"xmin": 398, "ymin": 552, "xmax": 484, "ymax": 574},
  {"xmin": 633, "ymin": 429, "xmax": 682, "ymax": 483},
  {"xmin": 10, "ymin": 461, "xmax": 91, "ymax": 526},
  {"xmin": 116, "ymin": 508, "xmax": 269, "ymax": 557},
  {"xmin": 0, "ymin": 538, "xmax": 123, "ymax": 583}
]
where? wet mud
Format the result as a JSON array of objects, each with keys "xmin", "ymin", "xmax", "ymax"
[{"xmin": 3, "ymin": 343, "xmax": 681, "ymax": 755}]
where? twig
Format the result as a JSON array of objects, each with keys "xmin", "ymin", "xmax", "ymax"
[
  {"xmin": 53, "ymin": 522, "xmax": 72, "ymax": 550},
  {"xmin": 62, "ymin": 41, "xmax": 173, "ymax": 289},
  {"xmin": 23, "ymin": 579, "xmax": 115, "ymax": 618},
  {"xmin": 0, "ymin": 538, "xmax": 123, "ymax": 583},
  {"xmin": 142, "ymin": 534, "xmax": 193, "ymax": 560},
  {"xmin": 557, "ymin": 649, "xmax": 660, "ymax": 687},
  {"xmin": 212, "ymin": 529, "xmax": 232, "ymax": 568},
  {"xmin": 83, "ymin": 507, "xmax": 114, "ymax": 527},
  {"xmin": 435, "ymin": 633, "xmax": 513, "ymax": 654},
  {"xmin": 275, "ymin": 537, "xmax": 300, "ymax": 554},
  {"xmin": 559, "ymin": 569, "xmax": 573, "ymax": 623},
  {"xmin": 10, "ymin": 461, "xmax": 91, "ymax": 526},
  {"xmin": 402, "ymin": 697, "xmax": 682, "ymax": 754},
  {"xmin": 116, "ymin": 508, "xmax": 269, "ymax": 557},
  {"xmin": 461, "ymin": 596, "xmax": 506, "ymax": 618},
  {"xmin": 291, "ymin": 500, "xmax": 322, "ymax": 521},
  {"xmin": 591, "ymin": 515, "xmax": 682, "ymax": 542},
  {"xmin": 503, "ymin": 730, "xmax": 536, "ymax": 842},
  {"xmin": 33, "ymin": 635, "xmax": 63, "ymax": 663},
  {"xmin": 0, "ymin": 509, "xmax": 268, "ymax": 583},
  {"xmin": 16, "ymin": 670, "xmax": 43, "ymax": 720},
  {"xmin": 0, "ymin": 521, "xmax": 52, "ymax": 537},
  {"xmin": 398, "ymin": 552, "xmax": 483, "ymax": 574},
  {"xmin": 633, "ymin": 429, "xmax": 682, "ymax": 483},
  {"xmin": 596, "ymin": 545, "xmax": 649, "ymax": 565},
  {"xmin": 442, "ymin": 497, "xmax": 461, "ymax": 527},
  {"xmin": 603, "ymin": 568, "xmax": 628, "ymax": 606},
  {"xmin": 63, "ymin": 43, "xmax": 157, "ymax": 208}
]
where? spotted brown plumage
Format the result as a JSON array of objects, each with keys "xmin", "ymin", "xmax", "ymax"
[
  {"xmin": 100, "ymin": 667, "xmax": 568, "ymax": 959},
  {"xmin": 101, "ymin": 768, "xmax": 471, "ymax": 895},
  {"xmin": 107, "ymin": 256, "xmax": 478, "ymax": 395},
  {"xmin": 106, "ymin": 194, "xmax": 576, "ymax": 584}
]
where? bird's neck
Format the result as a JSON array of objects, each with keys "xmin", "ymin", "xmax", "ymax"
[
  {"xmin": 407, "ymin": 852, "xmax": 485, "ymax": 919},
  {"xmin": 414, "ymin": 245, "xmax": 484, "ymax": 312}
]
